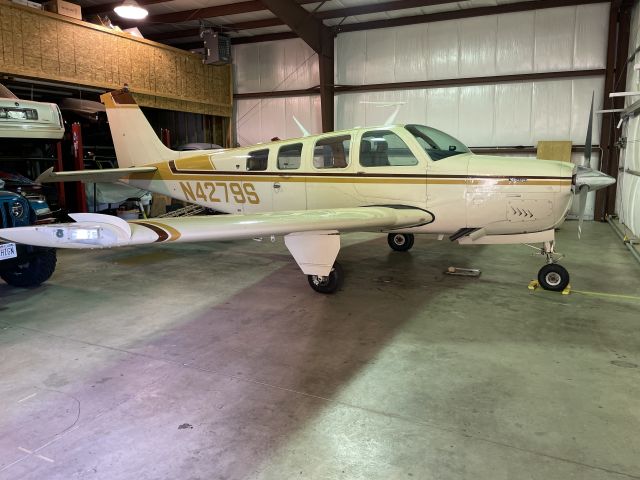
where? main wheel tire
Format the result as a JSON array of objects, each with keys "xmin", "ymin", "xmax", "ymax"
[
  {"xmin": 538, "ymin": 263, "xmax": 570, "ymax": 292},
  {"xmin": 0, "ymin": 249, "xmax": 57, "ymax": 288},
  {"xmin": 387, "ymin": 233, "xmax": 415, "ymax": 252},
  {"xmin": 307, "ymin": 262, "xmax": 343, "ymax": 294}
]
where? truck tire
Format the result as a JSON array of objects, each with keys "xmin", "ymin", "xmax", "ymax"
[{"xmin": 0, "ymin": 249, "xmax": 57, "ymax": 287}]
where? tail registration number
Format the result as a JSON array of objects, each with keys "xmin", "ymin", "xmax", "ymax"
[{"xmin": 0, "ymin": 243, "xmax": 17, "ymax": 261}]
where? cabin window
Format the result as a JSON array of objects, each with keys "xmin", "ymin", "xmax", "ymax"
[
  {"xmin": 359, "ymin": 130, "xmax": 419, "ymax": 167},
  {"xmin": 247, "ymin": 149, "xmax": 269, "ymax": 171},
  {"xmin": 313, "ymin": 135, "xmax": 351, "ymax": 169},
  {"xmin": 277, "ymin": 143, "xmax": 302, "ymax": 170}
]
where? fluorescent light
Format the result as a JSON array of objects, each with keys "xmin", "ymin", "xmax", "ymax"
[{"xmin": 114, "ymin": 0, "xmax": 148, "ymax": 20}]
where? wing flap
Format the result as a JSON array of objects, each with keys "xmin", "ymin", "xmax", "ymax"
[
  {"xmin": 0, "ymin": 207, "xmax": 433, "ymax": 249},
  {"xmin": 36, "ymin": 166, "xmax": 157, "ymax": 184}
]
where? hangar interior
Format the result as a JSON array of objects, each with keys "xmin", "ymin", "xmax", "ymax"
[{"xmin": 1, "ymin": 0, "xmax": 640, "ymax": 479}]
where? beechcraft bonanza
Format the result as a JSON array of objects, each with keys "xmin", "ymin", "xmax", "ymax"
[{"xmin": 0, "ymin": 88, "xmax": 615, "ymax": 293}]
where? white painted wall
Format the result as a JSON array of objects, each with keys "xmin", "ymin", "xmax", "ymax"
[
  {"xmin": 235, "ymin": 95, "xmax": 321, "ymax": 146},
  {"xmin": 335, "ymin": 4, "xmax": 609, "ymax": 84},
  {"xmin": 233, "ymin": 3, "xmax": 609, "ymax": 148},
  {"xmin": 335, "ymin": 78, "xmax": 603, "ymax": 147},
  {"xmin": 617, "ymin": 2, "xmax": 640, "ymax": 236},
  {"xmin": 234, "ymin": 39, "xmax": 318, "ymax": 93}
]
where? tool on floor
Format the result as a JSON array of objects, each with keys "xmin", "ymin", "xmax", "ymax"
[{"xmin": 444, "ymin": 267, "xmax": 481, "ymax": 277}]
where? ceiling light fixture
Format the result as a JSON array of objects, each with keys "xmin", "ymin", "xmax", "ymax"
[{"xmin": 114, "ymin": 0, "xmax": 148, "ymax": 20}]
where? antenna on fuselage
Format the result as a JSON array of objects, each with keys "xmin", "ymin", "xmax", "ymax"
[
  {"xmin": 292, "ymin": 115, "xmax": 310, "ymax": 137},
  {"xmin": 360, "ymin": 101, "xmax": 406, "ymax": 127}
]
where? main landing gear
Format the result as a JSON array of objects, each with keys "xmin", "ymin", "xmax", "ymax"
[
  {"xmin": 307, "ymin": 262, "xmax": 344, "ymax": 294},
  {"xmin": 388, "ymin": 233, "xmax": 414, "ymax": 252},
  {"xmin": 535, "ymin": 240, "xmax": 570, "ymax": 292}
]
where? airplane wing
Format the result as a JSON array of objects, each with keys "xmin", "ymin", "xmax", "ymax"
[
  {"xmin": 36, "ymin": 166, "xmax": 157, "ymax": 184},
  {"xmin": 0, "ymin": 206, "xmax": 432, "ymax": 278},
  {"xmin": 0, "ymin": 206, "xmax": 433, "ymax": 249}
]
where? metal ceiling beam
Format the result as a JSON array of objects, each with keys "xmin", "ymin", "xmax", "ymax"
[
  {"xmin": 335, "ymin": 0, "xmax": 609, "ymax": 33},
  {"xmin": 88, "ymin": 0, "xmax": 318, "ymax": 18},
  {"xmin": 233, "ymin": 68, "xmax": 606, "ymax": 99},
  {"xmin": 314, "ymin": 0, "xmax": 470, "ymax": 20},
  {"xmin": 231, "ymin": 32, "xmax": 299, "ymax": 45},
  {"xmin": 176, "ymin": 31, "xmax": 301, "ymax": 49},
  {"xmin": 148, "ymin": 19, "xmax": 284, "ymax": 43},
  {"xmin": 141, "ymin": 0, "xmax": 317, "ymax": 25},
  {"xmin": 144, "ymin": 0, "xmax": 477, "ymax": 42},
  {"xmin": 145, "ymin": 0, "xmax": 603, "ymax": 44},
  {"xmin": 258, "ymin": 0, "xmax": 334, "ymax": 131},
  {"xmin": 145, "ymin": 1, "xmax": 461, "ymax": 42}
]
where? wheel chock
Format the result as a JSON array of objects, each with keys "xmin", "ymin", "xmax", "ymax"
[{"xmin": 528, "ymin": 280, "xmax": 571, "ymax": 295}]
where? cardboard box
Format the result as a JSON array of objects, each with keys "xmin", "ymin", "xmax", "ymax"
[
  {"xmin": 45, "ymin": 0, "xmax": 81, "ymax": 20},
  {"xmin": 536, "ymin": 141, "xmax": 573, "ymax": 163}
]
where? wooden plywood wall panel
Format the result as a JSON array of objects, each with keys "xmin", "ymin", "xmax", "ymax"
[{"xmin": 0, "ymin": 0, "xmax": 232, "ymax": 116}]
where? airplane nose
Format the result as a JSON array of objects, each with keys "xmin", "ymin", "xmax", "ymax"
[{"xmin": 574, "ymin": 166, "xmax": 616, "ymax": 192}]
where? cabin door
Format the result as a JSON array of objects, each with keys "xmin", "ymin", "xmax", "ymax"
[
  {"xmin": 354, "ymin": 129, "xmax": 426, "ymax": 206},
  {"xmin": 272, "ymin": 142, "xmax": 307, "ymax": 211}
]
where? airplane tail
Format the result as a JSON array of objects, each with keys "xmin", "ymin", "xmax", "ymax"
[{"xmin": 100, "ymin": 88, "xmax": 178, "ymax": 168}]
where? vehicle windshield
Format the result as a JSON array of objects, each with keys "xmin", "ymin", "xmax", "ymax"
[
  {"xmin": 405, "ymin": 124, "xmax": 470, "ymax": 160},
  {"xmin": 0, "ymin": 83, "xmax": 18, "ymax": 100}
]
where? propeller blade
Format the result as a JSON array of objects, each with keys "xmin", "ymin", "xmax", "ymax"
[
  {"xmin": 583, "ymin": 92, "xmax": 594, "ymax": 168},
  {"xmin": 577, "ymin": 185, "xmax": 589, "ymax": 239}
]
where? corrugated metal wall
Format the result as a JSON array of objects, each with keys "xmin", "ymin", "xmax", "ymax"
[
  {"xmin": 334, "ymin": 3, "xmax": 608, "ymax": 144},
  {"xmin": 617, "ymin": 2, "xmax": 640, "ymax": 236},
  {"xmin": 234, "ymin": 39, "xmax": 320, "ymax": 146},
  {"xmin": 234, "ymin": 3, "xmax": 609, "ymax": 147}
]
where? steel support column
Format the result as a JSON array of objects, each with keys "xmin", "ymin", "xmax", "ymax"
[
  {"xmin": 259, "ymin": 0, "xmax": 334, "ymax": 131},
  {"xmin": 595, "ymin": 1, "xmax": 632, "ymax": 220}
]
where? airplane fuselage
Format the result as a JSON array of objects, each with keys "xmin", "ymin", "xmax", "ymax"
[{"xmin": 124, "ymin": 125, "xmax": 575, "ymax": 237}]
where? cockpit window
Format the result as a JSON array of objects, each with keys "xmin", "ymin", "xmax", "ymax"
[
  {"xmin": 405, "ymin": 125, "xmax": 470, "ymax": 161},
  {"xmin": 360, "ymin": 130, "xmax": 419, "ymax": 167}
]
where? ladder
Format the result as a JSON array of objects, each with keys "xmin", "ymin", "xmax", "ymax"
[{"xmin": 157, "ymin": 204, "xmax": 206, "ymax": 218}]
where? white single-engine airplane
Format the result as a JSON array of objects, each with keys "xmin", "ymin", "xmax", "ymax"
[{"xmin": 0, "ymin": 88, "xmax": 615, "ymax": 293}]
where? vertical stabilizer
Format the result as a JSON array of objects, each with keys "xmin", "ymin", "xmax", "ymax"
[{"xmin": 100, "ymin": 89, "xmax": 178, "ymax": 168}]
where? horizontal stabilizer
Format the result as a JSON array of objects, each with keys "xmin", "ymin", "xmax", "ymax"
[
  {"xmin": 0, "ymin": 207, "xmax": 433, "ymax": 249},
  {"xmin": 36, "ymin": 166, "xmax": 157, "ymax": 184}
]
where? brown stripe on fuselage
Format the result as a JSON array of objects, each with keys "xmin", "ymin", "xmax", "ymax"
[{"xmin": 137, "ymin": 161, "xmax": 571, "ymax": 187}]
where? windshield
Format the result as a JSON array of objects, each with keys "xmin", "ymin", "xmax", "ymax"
[
  {"xmin": 405, "ymin": 124, "xmax": 470, "ymax": 160},
  {"xmin": 0, "ymin": 83, "xmax": 18, "ymax": 100}
]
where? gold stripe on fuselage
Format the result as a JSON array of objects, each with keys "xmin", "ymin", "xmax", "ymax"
[{"xmin": 128, "ymin": 167, "xmax": 572, "ymax": 187}]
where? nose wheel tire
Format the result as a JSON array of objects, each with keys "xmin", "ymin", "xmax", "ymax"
[
  {"xmin": 388, "ymin": 233, "xmax": 415, "ymax": 252},
  {"xmin": 537, "ymin": 264, "xmax": 570, "ymax": 292},
  {"xmin": 307, "ymin": 262, "xmax": 343, "ymax": 294}
]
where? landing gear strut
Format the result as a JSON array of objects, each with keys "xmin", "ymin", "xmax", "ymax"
[
  {"xmin": 536, "ymin": 241, "xmax": 570, "ymax": 291},
  {"xmin": 307, "ymin": 262, "xmax": 343, "ymax": 294},
  {"xmin": 388, "ymin": 233, "xmax": 414, "ymax": 252}
]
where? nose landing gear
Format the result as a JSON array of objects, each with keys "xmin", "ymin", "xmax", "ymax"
[{"xmin": 535, "ymin": 240, "xmax": 570, "ymax": 292}]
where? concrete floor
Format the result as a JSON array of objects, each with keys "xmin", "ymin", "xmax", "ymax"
[{"xmin": 0, "ymin": 221, "xmax": 639, "ymax": 480}]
